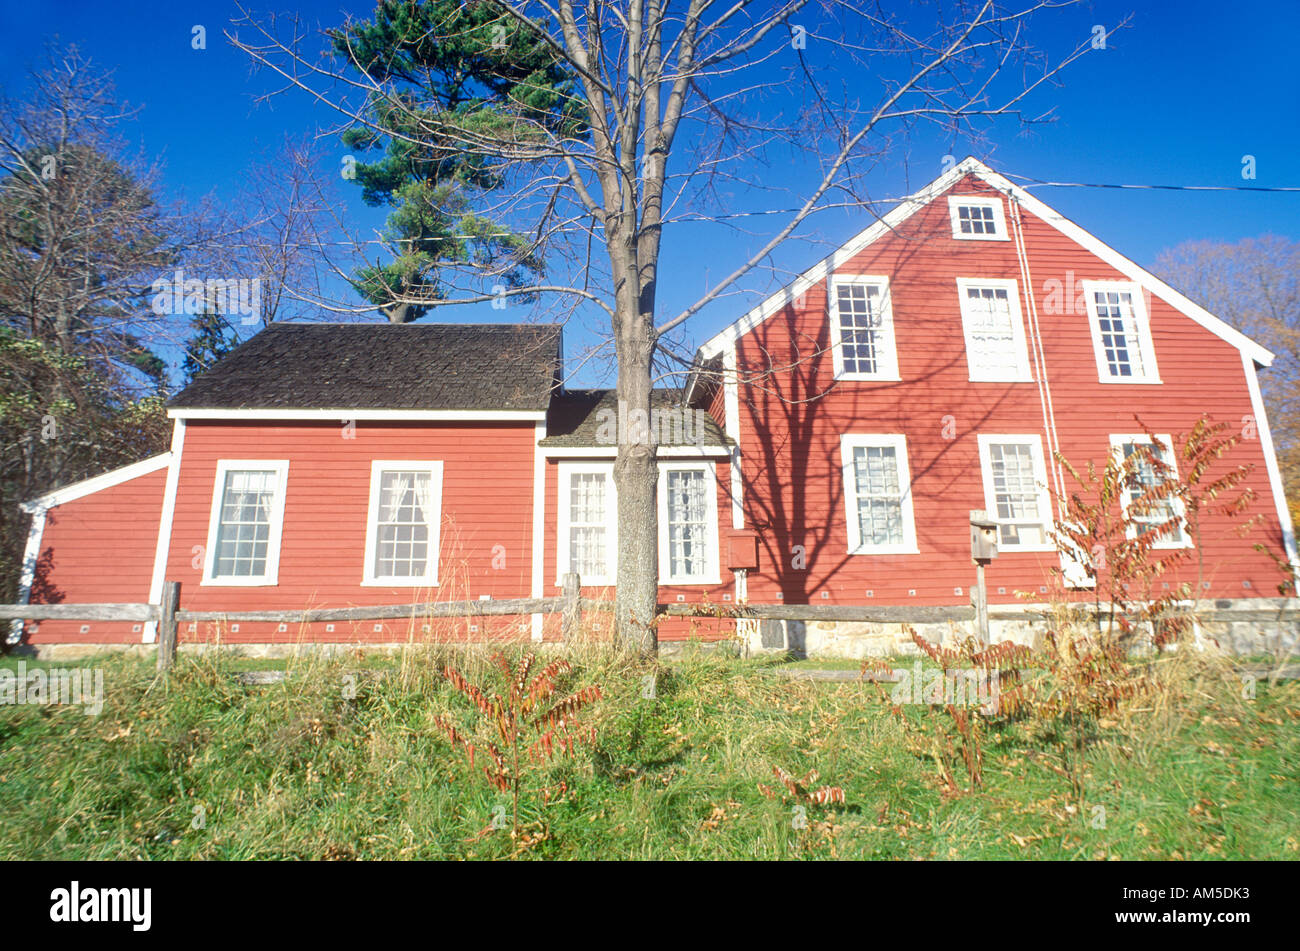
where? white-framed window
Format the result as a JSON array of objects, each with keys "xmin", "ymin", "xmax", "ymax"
[
  {"xmin": 557, "ymin": 462, "xmax": 617, "ymax": 586},
  {"xmin": 1082, "ymin": 280, "xmax": 1160, "ymax": 383},
  {"xmin": 658, "ymin": 462, "xmax": 720, "ymax": 584},
  {"xmin": 202, "ymin": 460, "xmax": 290, "ymax": 586},
  {"xmin": 956, "ymin": 278, "xmax": 1033, "ymax": 382},
  {"xmin": 829, "ymin": 274, "xmax": 899, "ymax": 381},
  {"xmin": 947, "ymin": 195, "xmax": 1009, "ymax": 241},
  {"xmin": 362, "ymin": 461, "xmax": 443, "ymax": 586},
  {"xmin": 1109, "ymin": 435, "xmax": 1190, "ymax": 549},
  {"xmin": 840, "ymin": 434, "xmax": 919, "ymax": 554},
  {"xmin": 977, "ymin": 435, "xmax": 1054, "ymax": 552}
]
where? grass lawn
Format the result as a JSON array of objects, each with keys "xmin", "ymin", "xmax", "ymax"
[{"xmin": 0, "ymin": 645, "xmax": 1296, "ymax": 859}]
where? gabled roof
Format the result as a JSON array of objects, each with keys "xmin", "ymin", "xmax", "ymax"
[
  {"xmin": 169, "ymin": 322, "xmax": 563, "ymax": 413},
  {"xmin": 692, "ymin": 156, "xmax": 1274, "ymax": 368},
  {"xmin": 541, "ymin": 388, "xmax": 730, "ymax": 448}
]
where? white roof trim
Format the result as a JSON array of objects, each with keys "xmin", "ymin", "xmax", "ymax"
[
  {"xmin": 696, "ymin": 157, "xmax": 1274, "ymax": 367},
  {"xmin": 540, "ymin": 445, "xmax": 732, "ymax": 458},
  {"xmin": 22, "ymin": 453, "xmax": 172, "ymax": 513},
  {"xmin": 168, "ymin": 408, "xmax": 547, "ymax": 421}
]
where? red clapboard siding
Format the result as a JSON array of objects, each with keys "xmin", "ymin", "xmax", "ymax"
[
  {"xmin": 167, "ymin": 419, "xmax": 538, "ymax": 643},
  {"xmin": 733, "ymin": 174, "xmax": 1288, "ymax": 608},
  {"xmin": 26, "ymin": 467, "xmax": 167, "ymax": 643}
]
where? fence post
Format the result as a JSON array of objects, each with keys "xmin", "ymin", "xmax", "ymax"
[
  {"xmin": 157, "ymin": 580, "xmax": 180, "ymax": 673},
  {"xmin": 560, "ymin": 573, "xmax": 581, "ymax": 640}
]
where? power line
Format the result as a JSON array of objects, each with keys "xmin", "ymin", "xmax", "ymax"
[{"xmin": 1006, "ymin": 175, "xmax": 1300, "ymax": 193}]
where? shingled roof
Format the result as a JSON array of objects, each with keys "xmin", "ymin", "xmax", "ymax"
[
  {"xmin": 541, "ymin": 388, "xmax": 729, "ymax": 448},
  {"xmin": 169, "ymin": 322, "xmax": 562, "ymax": 412}
]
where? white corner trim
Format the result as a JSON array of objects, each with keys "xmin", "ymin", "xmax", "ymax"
[
  {"xmin": 201, "ymin": 459, "xmax": 291, "ymax": 587},
  {"xmin": 531, "ymin": 420, "xmax": 547, "ymax": 642},
  {"xmin": 145, "ymin": 421, "xmax": 186, "ymax": 642},
  {"xmin": 7, "ymin": 508, "xmax": 47, "ymax": 645},
  {"xmin": 724, "ymin": 344, "xmax": 744, "ymax": 530},
  {"xmin": 21, "ymin": 453, "xmax": 172, "ymax": 513},
  {"xmin": 695, "ymin": 157, "xmax": 1274, "ymax": 367},
  {"xmin": 1241, "ymin": 352, "xmax": 1300, "ymax": 583},
  {"xmin": 167, "ymin": 408, "xmax": 546, "ymax": 422}
]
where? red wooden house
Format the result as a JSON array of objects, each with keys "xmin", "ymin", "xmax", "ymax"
[{"xmin": 12, "ymin": 158, "xmax": 1297, "ymax": 652}]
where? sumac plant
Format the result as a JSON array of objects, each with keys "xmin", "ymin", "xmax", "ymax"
[{"xmin": 433, "ymin": 651, "xmax": 602, "ymax": 836}]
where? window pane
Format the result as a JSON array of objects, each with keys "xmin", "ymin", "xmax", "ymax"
[
  {"xmin": 988, "ymin": 443, "xmax": 1044, "ymax": 545},
  {"xmin": 1094, "ymin": 291, "xmax": 1145, "ymax": 378},
  {"xmin": 965, "ymin": 286, "xmax": 1019, "ymax": 376},
  {"xmin": 853, "ymin": 446, "xmax": 904, "ymax": 546},
  {"xmin": 666, "ymin": 469, "xmax": 708, "ymax": 577},
  {"xmin": 374, "ymin": 470, "xmax": 431, "ymax": 578},
  {"xmin": 957, "ymin": 204, "xmax": 995, "ymax": 235},
  {"xmin": 568, "ymin": 472, "xmax": 608, "ymax": 578},
  {"xmin": 836, "ymin": 284, "xmax": 884, "ymax": 375},
  {"xmin": 1122, "ymin": 442, "xmax": 1179, "ymax": 529},
  {"xmin": 213, "ymin": 469, "xmax": 277, "ymax": 578}
]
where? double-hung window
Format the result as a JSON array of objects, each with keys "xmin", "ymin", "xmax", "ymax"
[
  {"xmin": 956, "ymin": 278, "xmax": 1032, "ymax": 381},
  {"xmin": 658, "ymin": 463, "xmax": 720, "ymax": 583},
  {"xmin": 841, "ymin": 434, "xmax": 918, "ymax": 554},
  {"xmin": 557, "ymin": 463, "xmax": 617, "ymax": 586},
  {"xmin": 1083, "ymin": 281, "xmax": 1160, "ymax": 383},
  {"xmin": 363, "ymin": 461, "xmax": 443, "ymax": 585},
  {"xmin": 1110, "ymin": 435, "xmax": 1189, "ymax": 548},
  {"xmin": 977, "ymin": 435, "xmax": 1053, "ymax": 551},
  {"xmin": 830, "ymin": 275, "xmax": 899, "ymax": 381},
  {"xmin": 202, "ymin": 460, "xmax": 290, "ymax": 585},
  {"xmin": 948, "ymin": 195, "xmax": 1009, "ymax": 240}
]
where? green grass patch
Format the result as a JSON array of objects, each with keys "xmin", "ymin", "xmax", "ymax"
[{"xmin": 0, "ymin": 647, "xmax": 1296, "ymax": 859}]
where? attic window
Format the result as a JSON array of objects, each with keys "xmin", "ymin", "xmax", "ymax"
[{"xmin": 948, "ymin": 196, "xmax": 1008, "ymax": 241}]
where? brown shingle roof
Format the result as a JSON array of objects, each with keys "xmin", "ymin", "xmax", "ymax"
[
  {"xmin": 540, "ymin": 388, "xmax": 729, "ymax": 447},
  {"xmin": 169, "ymin": 322, "xmax": 562, "ymax": 411}
]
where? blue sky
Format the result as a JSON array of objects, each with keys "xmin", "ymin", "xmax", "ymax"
[{"xmin": 1, "ymin": 0, "xmax": 1297, "ymax": 387}]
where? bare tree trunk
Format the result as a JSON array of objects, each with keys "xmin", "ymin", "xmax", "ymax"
[{"xmin": 614, "ymin": 309, "xmax": 657, "ymax": 653}]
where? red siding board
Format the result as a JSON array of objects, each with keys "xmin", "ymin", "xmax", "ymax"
[
  {"xmin": 733, "ymin": 175, "xmax": 1288, "ymax": 608},
  {"xmin": 27, "ymin": 468, "xmax": 167, "ymax": 643}
]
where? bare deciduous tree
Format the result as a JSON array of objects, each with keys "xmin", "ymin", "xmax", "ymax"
[{"xmin": 229, "ymin": 0, "xmax": 1098, "ymax": 652}]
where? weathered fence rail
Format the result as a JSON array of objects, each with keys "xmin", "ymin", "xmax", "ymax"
[{"xmin": 6, "ymin": 577, "xmax": 1299, "ymax": 674}]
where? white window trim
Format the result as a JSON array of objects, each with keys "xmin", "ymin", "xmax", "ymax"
[
  {"xmin": 947, "ymin": 195, "xmax": 1009, "ymax": 241},
  {"xmin": 829, "ymin": 274, "xmax": 900, "ymax": 382},
  {"xmin": 955, "ymin": 277, "xmax": 1034, "ymax": 383},
  {"xmin": 1082, "ymin": 279, "xmax": 1161, "ymax": 384},
  {"xmin": 657, "ymin": 461, "xmax": 722, "ymax": 584},
  {"xmin": 556, "ymin": 462, "xmax": 618, "ymax": 587},
  {"xmin": 361, "ymin": 460, "xmax": 444, "ymax": 587},
  {"xmin": 201, "ymin": 459, "xmax": 290, "ymax": 586},
  {"xmin": 840, "ymin": 434, "xmax": 920, "ymax": 555},
  {"xmin": 1109, "ymin": 434, "xmax": 1192, "ymax": 550},
  {"xmin": 976, "ymin": 435, "xmax": 1055, "ymax": 553}
]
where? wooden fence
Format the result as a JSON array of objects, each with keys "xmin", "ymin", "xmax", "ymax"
[{"xmin": 4, "ymin": 576, "xmax": 1299, "ymax": 672}]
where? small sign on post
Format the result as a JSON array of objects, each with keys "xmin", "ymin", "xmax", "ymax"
[{"xmin": 969, "ymin": 511, "xmax": 999, "ymax": 644}]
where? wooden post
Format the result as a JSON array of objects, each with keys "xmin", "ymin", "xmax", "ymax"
[
  {"xmin": 560, "ymin": 573, "xmax": 580, "ymax": 641},
  {"xmin": 973, "ymin": 563, "xmax": 989, "ymax": 644},
  {"xmin": 157, "ymin": 580, "xmax": 180, "ymax": 672}
]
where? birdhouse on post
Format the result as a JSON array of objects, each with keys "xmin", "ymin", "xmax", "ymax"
[
  {"xmin": 969, "ymin": 510, "xmax": 998, "ymax": 643},
  {"xmin": 970, "ymin": 510, "xmax": 999, "ymax": 564}
]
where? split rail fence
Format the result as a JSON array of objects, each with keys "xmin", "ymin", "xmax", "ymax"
[{"xmin": 3, "ymin": 575, "xmax": 1298, "ymax": 671}]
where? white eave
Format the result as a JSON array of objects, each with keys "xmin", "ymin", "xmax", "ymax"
[
  {"xmin": 21, "ymin": 453, "xmax": 172, "ymax": 513},
  {"xmin": 167, "ymin": 408, "xmax": 547, "ymax": 421},
  {"xmin": 693, "ymin": 156, "xmax": 1275, "ymax": 368}
]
